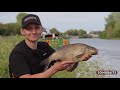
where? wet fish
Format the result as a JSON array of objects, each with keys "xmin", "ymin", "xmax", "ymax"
[{"xmin": 41, "ymin": 43, "xmax": 98, "ymax": 72}]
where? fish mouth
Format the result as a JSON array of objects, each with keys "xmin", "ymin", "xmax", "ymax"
[
  {"xmin": 93, "ymin": 49, "xmax": 98, "ymax": 55},
  {"xmin": 94, "ymin": 52, "xmax": 98, "ymax": 55},
  {"xmin": 91, "ymin": 49, "xmax": 98, "ymax": 55}
]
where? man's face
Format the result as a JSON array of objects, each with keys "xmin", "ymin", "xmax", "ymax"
[{"xmin": 21, "ymin": 23, "xmax": 43, "ymax": 42}]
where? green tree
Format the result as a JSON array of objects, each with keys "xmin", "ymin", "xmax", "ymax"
[
  {"xmin": 0, "ymin": 13, "xmax": 28, "ymax": 36},
  {"xmin": 64, "ymin": 29, "xmax": 86, "ymax": 37},
  {"xmin": 16, "ymin": 13, "xmax": 28, "ymax": 25},
  {"xmin": 49, "ymin": 28, "xmax": 61, "ymax": 34},
  {"xmin": 77, "ymin": 29, "xmax": 86, "ymax": 36},
  {"xmin": 100, "ymin": 12, "xmax": 120, "ymax": 39}
]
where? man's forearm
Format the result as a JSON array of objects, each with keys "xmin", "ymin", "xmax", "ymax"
[
  {"xmin": 32, "ymin": 66, "xmax": 58, "ymax": 78},
  {"xmin": 19, "ymin": 66, "xmax": 58, "ymax": 78}
]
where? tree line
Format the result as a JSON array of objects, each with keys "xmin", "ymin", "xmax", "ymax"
[
  {"xmin": 100, "ymin": 12, "xmax": 120, "ymax": 39},
  {"xmin": 0, "ymin": 13, "xmax": 88, "ymax": 38},
  {"xmin": 2, "ymin": 12, "xmax": 119, "ymax": 39},
  {"xmin": 49, "ymin": 28, "xmax": 88, "ymax": 38},
  {"xmin": 0, "ymin": 13, "xmax": 28, "ymax": 36}
]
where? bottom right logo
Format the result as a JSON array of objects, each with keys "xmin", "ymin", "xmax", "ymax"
[{"xmin": 96, "ymin": 70, "xmax": 118, "ymax": 75}]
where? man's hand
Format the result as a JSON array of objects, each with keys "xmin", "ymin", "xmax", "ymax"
[{"xmin": 52, "ymin": 60, "xmax": 75, "ymax": 72}]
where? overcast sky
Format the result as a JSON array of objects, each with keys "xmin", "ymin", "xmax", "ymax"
[{"xmin": 0, "ymin": 12, "xmax": 111, "ymax": 33}]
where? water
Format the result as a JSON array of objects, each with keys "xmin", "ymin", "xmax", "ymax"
[{"xmin": 70, "ymin": 38, "xmax": 120, "ymax": 78}]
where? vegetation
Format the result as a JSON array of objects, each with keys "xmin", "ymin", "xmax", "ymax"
[
  {"xmin": 0, "ymin": 13, "xmax": 28, "ymax": 36},
  {"xmin": 100, "ymin": 12, "xmax": 120, "ymax": 39},
  {"xmin": 64, "ymin": 29, "xmax": 86, "ymax": 36},
  {"xmin": 40, "ymin": 38, "xmax": 68, "ymax": 49},
  {"xmin": 52, "ymin": 60, "xmax": 111, "ymax": 78},
  {"xmin": 0, "ymin": 12, "xmax": 116, "ymax": 78},
  {"xmin": 1, "ymin": 12, "xmax": 120, "ymax": 39},
  {"xmin": 0, "ymin": 35, "xmax": 24, "ymax": 78},
  {"xmin": 0, "ymin": 12, "xmax": 89, "ymax": 38},
  {"xmin": 0, "ymin": 35, "xmax": 111, "ymax": 78},
  {"xmin": 49, "ymin": 28, "xmax": 90, "ymax": 38},
  {"xmin": 49, "ymin": 28, "xmax": 61, "ymax": 35}
]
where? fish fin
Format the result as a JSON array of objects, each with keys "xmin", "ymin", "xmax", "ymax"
[
  {"xmin": 66, "ymin": 62, "xmax": 79, "ymax": 72},
  {"xmin": 40, "ymin": 58, "xmax": 49, "ymax": 65},
  {"xmin": 40, "ymin": 58, "xmax": 50, "ymax": 70}
]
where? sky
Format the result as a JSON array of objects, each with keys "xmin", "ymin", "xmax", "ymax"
[{"xmin": 0, "ymin": 12, "xmax": 111, "ymax": 33}]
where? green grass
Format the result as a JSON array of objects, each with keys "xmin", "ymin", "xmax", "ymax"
[
  {"xmin": 0, "ymin": 35, "xmax": 111, "ymax": 78},
  {"xmin": 0, "ymin": 35, "xmax": 24, "ymax": 78}
]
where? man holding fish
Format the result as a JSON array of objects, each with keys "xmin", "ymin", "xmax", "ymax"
[{"xmin": 9, "ymin": 14, "xmax": 95, "ymax": 78}]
